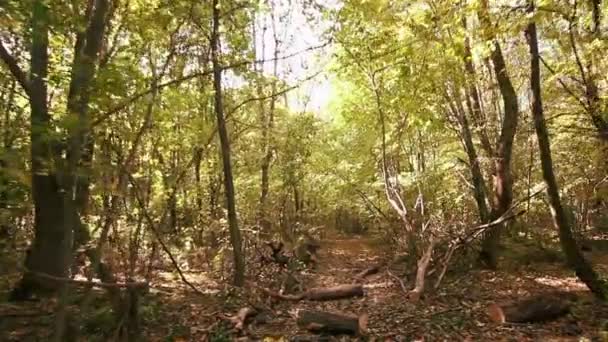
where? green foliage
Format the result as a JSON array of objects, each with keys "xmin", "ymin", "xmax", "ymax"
[{"xmin": 83, "ymin": 306, "xmax": 114, "ymax": 335}]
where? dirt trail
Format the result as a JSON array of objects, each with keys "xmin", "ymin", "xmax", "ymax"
[{"xmin": 312, "ymin": 235, "xmax": 385, "ymax": 287}]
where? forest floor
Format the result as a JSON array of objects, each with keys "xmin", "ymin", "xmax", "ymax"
[{"xmin": 2, "ymin": 232, "xmax": 608, "ymax": 341}]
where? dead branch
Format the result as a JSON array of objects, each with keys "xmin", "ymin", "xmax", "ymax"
[
  {"xmin": 353, "ymin": 264, "xmax": 383, "ymax": 283},
  {"xmin": 409, "ymin": 237, "xmax": 436, "ymax": 302},
  {"xmin": 387, "ymin": 269, "xmax": 407, "ymax": 294}
]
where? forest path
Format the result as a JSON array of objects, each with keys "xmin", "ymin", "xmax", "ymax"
[{"xmin": 311, "ymin": 233, "xmax": 386, "ymax": 287}]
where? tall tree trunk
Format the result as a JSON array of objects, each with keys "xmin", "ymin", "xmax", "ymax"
[
  {"xmin": 478, "ymin": 0, "xmax": 520, "ymax": 269},
  {"xmin": 20, "ymin": 0, "xmax": 68, "ymax": 295},
  {"xmin": 526, "ymin": 7, "xmax": 606, "ymax": 299},
  {"xmin": 448, "ymin": 89, "xmax": 491, "ymax": 224},
  {"xmin": 211, "ymin": 0, "xmax": 245, "ymax": 286},
  {"xmin": 7, "ymin": 0, "xmax": 111, "ymax": 299},
  {"xmin": 462, "ymin": 17, "xmax": 494, "ymax": 158},
  {"xmin": 258, "ymin": 3, "xmax": 279, "ymax": 229}
]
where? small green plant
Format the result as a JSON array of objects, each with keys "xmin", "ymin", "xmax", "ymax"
[{"xmin": 209, "ymin": 324, "xmax": 231, "ymax": 342}]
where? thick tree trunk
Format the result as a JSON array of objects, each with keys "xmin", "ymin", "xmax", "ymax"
[
  {"xmin": 19, "ymin": 0, "xmax": 68, "ymax": 296},
  {"xmin": 526, "ymin": 11, "xmax": 606, "ymax": 299},
  {"xmin": 211, "ymin": 0, "xmax": 245, "ymax": 286},
  {"xmin": 10, "ymin": 0, "xmax": 111, "ymax": 300},
  {"xmin": 478, "ymin": 0, "xmax": 520, "ymax": 268}
]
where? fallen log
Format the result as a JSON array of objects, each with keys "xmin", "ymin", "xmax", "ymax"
[
  {"xmin": 296, "ymin": 309, "xmax": 367, "ymax": 335},
  {"xmin": 354, "ymin": 264, "xmax": 382, "ymax": 282},
  {"xmin": 487, "ymin": 293, "xmax": 575, "ymax": 323},
  {"xmin": 305, "ymin": 284, "xmax": 364, "ymax": 301},
  {"xmin": 253, "ymin": 283, "xmax": 364, "ymax": 301}
]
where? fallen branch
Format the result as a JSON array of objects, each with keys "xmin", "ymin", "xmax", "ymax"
[
  {"xmin": 433, "ymin": 243, "xmax": 456, "ymax": 290},
  {"xmin": 354, "ymin": 264, "xmax": 383, "ymax": 283},
  {"xmin": 386, "ymin": 269, "xmax": 407, "ymax": 294}
]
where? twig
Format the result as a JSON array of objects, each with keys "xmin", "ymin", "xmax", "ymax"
[{"xmin": 387, "ymin": 269, "xmax": 407, "ymax": 294}]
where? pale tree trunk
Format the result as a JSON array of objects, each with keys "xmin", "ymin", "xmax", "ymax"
[
  {"xmin": 258, "ymin": 2, "xmax": 280, "ymax": 229},
  {"xmin": 211, "ymin": 0, "xmax": 245, "ymax": 286},
  {"xmin": 526, "ymin": 7, "xmax": 605, "ymax": 299},
  {"xmin": 477, "ymin": 0, "xmax": 520, "ymax": 269}
]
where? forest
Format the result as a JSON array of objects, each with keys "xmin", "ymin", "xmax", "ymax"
[{"xmin": 0, "ymin": 0, "xmax": 607, "ymax": 340}]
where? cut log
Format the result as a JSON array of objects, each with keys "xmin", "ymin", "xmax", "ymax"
[
  {"xmin": 296, "ymin": 309, "xmax": 367, "ymax": 335},
  {"xmin": 354, "ymin": 264, "xmax": 382, "ymax": 282},
  {"xmin": 487, "ymin": 293, "xmax": 575, "ymax": 323},
  {"xmin": 304, "ymin": 284, "xmax": 364, "ymax": 301}
]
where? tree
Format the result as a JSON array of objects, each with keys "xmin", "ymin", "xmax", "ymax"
[
  {"xmin": 477, "ymin": 0, "xmax": 521, "ymax": 269},
  {"xmin": 1, "ymin": 0, "xmax": 112, "ymax": 298},
  {"xmin": 525, "ymin": 2, "xmax": 605, "ymax": 299},
  {"xmin": 210, "ymin": 0, "xmax": 246, "ymax": 286}
]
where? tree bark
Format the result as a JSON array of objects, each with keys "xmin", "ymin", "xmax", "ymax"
[
  {"xmin": 211, "ymin": 0, "xmax": 245, "ymax": 286},
  {"xmin": 526, "ymin": 7, "xmax": 606, "ymax": 299}
]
